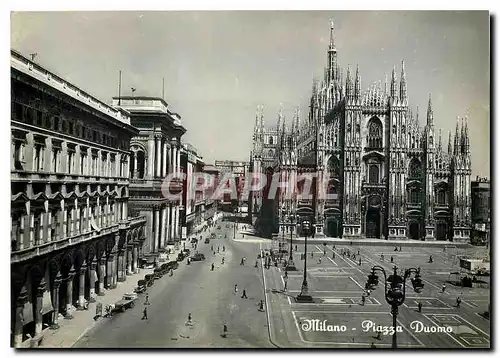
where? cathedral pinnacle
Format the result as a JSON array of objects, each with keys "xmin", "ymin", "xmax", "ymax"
[
  {"xmin": 426, "ymin": 93, "xmax": 433, "ymax": 126},
  {"xmin": 400, "ymin": 60, "xmax": 407, "ymax": 102},
  {"xmin": 346, "ymin": 64, "xmax": 353, "ymax": 98},
  {"xmin": 454, "ymin": 117, "xmax": 460, "ymax": 155},
  {"xmin": 390, "ymin": 66, "xmax": 397, "ymax": 98},
  {"xmin": 448, "ymin": 130, "xmax": 452, "ymax": 155},
  {"xmin": 329, "ymin": 19, "xmax": 336, "ymax": 51},
  {"xmin": 354, "ymin": 64, "xmax": 361, "ymax": 100}
]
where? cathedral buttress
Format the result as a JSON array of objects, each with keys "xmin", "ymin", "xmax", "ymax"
[{"xmin": 424, "ymin": 94, "xmax": 436, "ymax": 239}]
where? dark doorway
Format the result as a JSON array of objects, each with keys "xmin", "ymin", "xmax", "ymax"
[
  {"xmin": 436, "ymin": 222, "xmax": 447, "ymax": 240},
  {"xmin": 365, "ymin": 208, "xmax": 380, "ymax": 239},
  {"xmin": 325, "ymin": 217, "xmax": 340, "ymax": 237},
  {"xmin": 409, "ymin": 222, "xmax": 419, "ymax": 240}
]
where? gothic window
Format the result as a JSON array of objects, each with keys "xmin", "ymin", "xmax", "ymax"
[
  {"xmin": 327, "ymin": 156, "xmax": 340, "ymax": 179},
  {"xmin": 268, "ymin": 149, "xmax": 274, "ymax": 157},
  {"xmin": 368, "ymin": 164, "xmax": 379, "ymax": 184},
  {"xmin": 408, "ymin": 159, "xmax": 421, "ymax": 179},
  {"xmin": 408, "ymin": 188, "xmax": 420, "ymax": 203},
  {"xmin": 269, "ymin": 136, "xmax": 274, "ymax": 145},
  {"xmin": 436, "ymin": 189, "xmax": 446, "ymax": 205},
  {"xmin": 393, "ymin": 125, "xmax": 397, "ymax": 135},
  {"xmin": 367, "ymin": 117, "xmax": 383, "ymax": 149},
  {"xmin": 319, "ymin": 133, "xmax": 323, "ymax": 143},
  {"xmin": 356, "ymin": 124, "xmax": 360, "ymax": 133}
]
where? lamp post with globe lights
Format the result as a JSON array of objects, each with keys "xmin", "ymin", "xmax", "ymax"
[
  {"xmin": 286, "ymin": 213, "xmax": 299, "ymax": 271},
  {"xmin": 296, "ymin": 219, "xmax": 313, "ymax": 302},
  {"xmin": 366, "ymin": 266, "xmax": 424, "ymax": 348}
]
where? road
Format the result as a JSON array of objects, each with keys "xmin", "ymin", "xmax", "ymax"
[
  {"xmin": 74, "ymin": 223, "xmax": 273, "ymax": 348},
  {"xmin": 261, "ymin": 240, "xmax": 491, "ymax": 349}
]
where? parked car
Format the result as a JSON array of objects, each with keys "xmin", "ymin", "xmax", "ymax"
[
  {"xmin": 190, "ymin": 253, "xmax": 206, "ymax": 261},
  {"xmin": 113, "ymin": 292, "xmax": 138, "ymax": 312},
  {"xmin": 134, "ymin": 280, "xmax": 147, "ymax": 294},
  {"xmin": 166, "ymin": 261, "xmax": 179, "ymax": 270},
  {"xmin": 144, "ymin": 274, "xmax": 155, "ymax": 287},
  {"xmin": 182, "ymin": 248, "xmax": 191, "ymax": 256}
]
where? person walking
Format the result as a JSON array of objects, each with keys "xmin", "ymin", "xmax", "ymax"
[
  {"xmin": 222, "ymin": 323, "xmax": 228, "ymax": 338},
  {"xmin": 418, "ymin": 302, "xmax": 423, "ymax": 313},
  {"xmin": 218, "ymin": 246, "xmax": 220, "ymax": 253},
  {"xmin": 359, "ymin": 258, "xmax": 362, "ymax": 266},
  {"xmin": 295, "ymin": 245, "xmax": 298, "ymax": 251},
  {"xmin": 145, "ymin": 294, "xmax": 150, "ymax": 305},
  {"xmin": 318, "ymin": 257, "xmax": 322, "ymax": 264},
  {"xmin": 254, "ymin": 260, "xmax": 258, "ymax": 268},
  {"xmin": 142, "ymin": 306, "xmax": 148, "ymax": 320},
  {"xmin": 187, "ymin": 313, "xmax": 193, "ymax": 325},
  {"xmin": 456, "ymin": 296, "xmax": 462, "ymax": 308},
  {"xmin": 211, "ymin": 263, "xmax": 215, "ymax": 271},
  {"xmin": 323, "ymin": 249, "xmax": 326, "ymax": 256},
  {"xmin": 390, "ymin": 256, "xmax": 394, "ymax": 263},
  {"xmin": 332, "ymin": 252, "xmax": 336, "ymax": 259},
  {"xmin": 258, "ymin": 300, "xmax": 265, "ymax": 312},
  {"xmin": 241, "ymin": 289, "xmax": 248, "ymax": 299},
  {"xmin": 222, "ymin": 257, "xmax": 225, "ymax": 264},
  {"xmin": 442, "ymin": 283, "xmax": 446, "ymax": 293},
  {"xmin": 234, "ymin": 284, "xmax": 238, "ymax": 294},
  {"xmin": 223, "ymin": 246, "xmax": 225, "ymax": 252}
]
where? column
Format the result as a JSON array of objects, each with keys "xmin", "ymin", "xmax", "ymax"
[
  {"xmin": 77, "ymin": 262, "xmax": 87, "ymax": 310},
  {"xmin": 173, "ymin": 206, "xmax": 178, "ymax": 240},
  {"xmin": 176, "ymin": 146, "xmax": 181, "ymax": 175},
  {"xmin": 166, "ymin": 205, "xmax": 171, "ymax": 243},
  {"xmin": 65, "ymin": 267, "xmax": 76, "ymax": 319},
  {"xmin": 46, "ymin": 209, "xmax": 52, "ymax": 242},
  {"xmin": 147, "ymin": 138, "xmax": 155, "ymax": 178},
  {"xmin": 13, "ymin": 286, "xmax": 28, "ymax": 348},
  {"xmin": 132, "ymin": 245, "xmax": 139, "ymax": 274},
  {"xmin": 162, "ymin": 142, "xmax": 167, "ymax": 177},
  {"xmin": 126, "ymin": 246, "xmax": 133, "ymax": 275},
  {"xmin": 154, "ymin": 209, "xmax": 160, "ymax": 252},
  {"xmin": 117, "ymin": 250, "xmax": 125, "ymax": 282},
  {"xmin": 133, "ymin": 151, "xmax": 138, "ymax": 179},
  {"xmin": 50, "ymin": 272, "xmax": 62, "ymax": 329},
  {"xmin": 112, "ymin": 245, "xmax": 118, "ymax": 288},
  {"xmin": 34, "ymin": 279, "xmax": 46, "ymax": 336},
  {"xmin": 106, "ymin": 254, "xmax": 113, "ymax": 289},
  {"xmin": 89, "ymin": 259, "xmax": 97, "ymax": 302},
  {"xmin": 155, "ymin": 136, "xmax": 161, "ymax": 178},
  {"xmin": 168, "ymin": 146, "xmax": 174, "ymax": 174},
  {"xmin": 160, "ymin": 207, "xmax": 167, "ymax": 248},
  {"xmin": 173, "ymin": 146, "xmax": 178, "ymax": 174},
  {"xmin": 98, "ymin": 257, "xmax": 106, "ymax": 295}
]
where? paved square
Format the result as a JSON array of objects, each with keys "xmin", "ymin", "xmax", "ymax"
[
  {"xmin": 292, "ymin": 311, "xmax": 424, "ymax": 347},
  {"xmin": 312, "ymin": 276, "xmax": 364, "ymax": 291},
  {"xmin": 423, "ymin": 314, "xmax": 490, "ymax": 348},
  {"xmin": 404, "ymin": 297, "xmax": 451, "ymax": 309}
]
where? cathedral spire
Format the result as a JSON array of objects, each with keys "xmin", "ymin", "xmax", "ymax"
[
  {"xmin": 415, "ymin": 105, "xmax": 420, "ymax": 126},
  {"xmin": 438, "ymin": 128, "xmax": 442, "ymax": 151},
  {"xmin": 464, "ymin": 116, "xmax": 470, "ymax": 153},
  {"xmin": 390, "ymin": 66, "xmax": 397, "ymax": 99},
  {"xmin": 399, "ymin": 60, "xmax": 407, "ymax": 102},
  {"xmin": 259, "ymin": 104, "xmax": 264, "ymax": 128},
  {"xmin": 354, "ymin": 64, "xmax": 361, "ymax": 100},
  {"xmin": 454, "ymin": 117, "xmax": 460, "ymax": 155},
  {"xmin": 426, "ymin": 93, "xmax": 433, "ymax": 126},
  {"xmin": 327, "ymin": 20, "xmax": 338, "ymax": 85},
  {"xmin": 448, "ymin": 130, "xmax": 452, "ymax": 155},
  {"xmin": 277, "ymin": 103, "xmax": 283, "ymax": 132},
  {"xmin": 346, "ymin": 65, "xmax": 353, "ymax": 98},
  {"xmin": 255, "ymin": 105, "xmax": 260, "ymax": 129},
  {"xmin": 384, "ymin": 73, "xmax": 388, "ymax": 96}
]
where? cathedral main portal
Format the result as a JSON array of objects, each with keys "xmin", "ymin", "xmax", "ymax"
[
  {"xmin": 365, "ymin": 208, "xmax": 381, "ymax": 239},
  {"xmin": 324, "ymin": 216, "xmax": 340, "ymax": 238}
]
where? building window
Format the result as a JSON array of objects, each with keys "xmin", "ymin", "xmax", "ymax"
[
  {"xmin": 269, "ymin": 136, "xmax": 274, "ymax": 145},
  {"xmin": 13, "ymin": 142, "xmax": 25, "ymax": 170},
  {"xmin": 51, "ymin": 209, "xmax": 59, "ymax": 241},
  {"xmin": 436, "ymin": 189, "xmax": 446, "ymax": 205},
  {"xmin": 33, "ymin": 145, "xmax": 44, "ymax": 171},
  {"xmin": 52, "ymin": 148, "xmax": 60, "ymax": 172},
  {"xmin": 368, "ymin": 164, "xmax": 379, "ymax": 184},
  {"xmin": 409, "ymin": 188, "xmax": 420, "ymax": 203},
  {"xmin": 367, "ymin": 117, "xmax": 383, "ymax": 149},
  {"xmin": 33, "ymin": 214, "xmax": 41, "ymax": 245}
]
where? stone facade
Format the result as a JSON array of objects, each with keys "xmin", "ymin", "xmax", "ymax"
[
  {"xmin": 10, "ymin": 50, "xmax": 146, "ymax": 347},
  {"xmin": 249, "ymin": 24, "xmax": 472, "ymax": 242}
]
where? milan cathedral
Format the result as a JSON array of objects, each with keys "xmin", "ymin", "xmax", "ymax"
[{"xmin": 249, "ymin": 23, "xmax": 472, "ymax": 242}]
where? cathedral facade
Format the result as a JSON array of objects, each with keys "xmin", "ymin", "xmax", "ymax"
[{"xmin": 250, "ymin": 24, "xmax": 471, "ymax": 242}]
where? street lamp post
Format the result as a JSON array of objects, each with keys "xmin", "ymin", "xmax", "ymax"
[
  {"xmin": 366, "ymin": 266, "xmax": 424, "ymax": 348},
  {"xmin": 286, "ymin": 214, "xmax": 297, "ymax": 271},
  {"xmin": 296, "ymin": 219, "xmax": 313, "ymax": 302}
]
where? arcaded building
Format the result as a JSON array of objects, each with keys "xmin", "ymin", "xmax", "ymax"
[
  {"xmin": 250, "ymin": 24, "xmax": 472, "ymax": 242},
  {"xmin": 11, "ymin": 50, "xmax": 146, "ymax": 347}
]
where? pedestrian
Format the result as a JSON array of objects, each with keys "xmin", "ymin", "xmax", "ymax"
[
  {"xmin": 284, "ymin": 271, "xmax": 288, "ymax": 279},
  {"xmin": 333, "ymin": 245, "xmax": 336, "ymax": 250},
  {"xmin": 222, "ymin": 257, "xmax": 225, "ymax": 264},
  {"xmin": 371, "ymin": 342, "xmax": 376, "ymax": 348},
  {"xmin": 399, "ymin": 246, "xmax": 402, "ymax": 252},
  {"xmin": 240, "ymin": 257, "xmax": 245, "ymax": 265},
  {"xmin": 318, "ymin": 257, "xmax": 322, "ymax": 264},
  {"xmin": 295, "ymin": 245, "xmax": 298, "ymax": 251},
  {"xmin": 145, "ymin": 294, "xmax": 149, "ymax": 305},
  {"xmin": 142, "ymin": 306, "xmax": 148, "ymax": 320},
  {"xmin": 323, "ymin": 249, "xmax": 326, "ymax": 256},
  {"xmin": 223, "ymin": 246, "xmax": 225, "ymax": 252},
  {"xmin": 442, "ymin": 284, "xmax": 446, "ymax": 293},
  {"xmin": 255, "ymin": 260, "xmax": 258, "ymax": 268},
  {"xmin": 332, "ymin": 252, "xmax": 336, "ymax": 259},
  {"xmin": 222, "ymin": 323, "xmax": 228, "ymax": 338},
  {"xmin": 211, "ymin": 263, "xmax": 215, "ymax": 271},
  {"xmin": 376, "ymin": 331, "xmax": 381, "ymax": 340},
  {"xmin": 258, "ymin": 300, "xmax": 265, "ymax": 312},
  {"xmin": 241, "ymin": 289, "xmax": 248, "ymax": 299},
  {"xmin": 418, "ymin": 302, "xmax": 422, "ymax": 313},
  {"xmin": 187, "ymin": 313, "xmax": 192, "ymax": 325},
  {"xmin": 361, "ymin": 295, "xmax": 366, "ymax": 306},
  {"xmin": 456, "ymin": 297, "xmax": 461, "ymax": 308},
  {"xmin": 218, "ymin": 246, "xmax": 220, "ymax": 253},
  {"xmin": 284, "ymin": 281, "xmax": 288, "ymax": 291},
  {"xmin": 381, "ymin": 254, "xmax": 384, "ymax": 261},
  {"xmin": 358, "ymin": 250, "xmax": 360, "ymax": 255},
  {"xmin": 359, "ymin": 258, "xmax": 362, "ymax": 266},
  {"xmin": 211, "ymin": 245, "xmax": 214, "ymax": 251},
  {"xmin": 234, "ymin": 284, "xmax": 238, "ymax": 294},
  {"xmin": 311, "ymin": 252, "xmax": 314, "ymax": 258},
  {"xmin": 390, "ymin": 256, "xmax": 394, "ymax": 263}
]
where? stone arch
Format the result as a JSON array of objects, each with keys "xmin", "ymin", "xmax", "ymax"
[
  {"xmin": 327, "ymin": 155, "xmax": 341, "ymax": 179},
  {"xmin": 87, "ymin": 244, "xmax": 97, "ymax": 262},
  {"xmin": 74, "ymin": 250, "xmax": 86, "ymax": 270}
]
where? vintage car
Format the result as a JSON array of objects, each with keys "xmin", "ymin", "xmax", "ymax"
[
  {"xmin": 177, "ymin": 251, "xmax": 187, "ymax": 262},
  {"xmin": 166, "ymin": 261, "xmax": 179, "ymax": 270},
  {"xmin": 134, "ymin": 280, "xmax": 147, "ymax": 294},
  {"xmin": 113, "ymin": 292, "xmax": 138, "ymax": 312},
  {"xmin": 190, "ymin": 253, "xmax": 206, "ymax": 261},
  {"xmin": 144, "ymin": 274, "xmax": 155, "ymax": 287}
]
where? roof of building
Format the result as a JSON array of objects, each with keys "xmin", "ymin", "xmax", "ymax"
[{"xmin": 11, "ymin": 49, "xmax": 132, "ymax": 126}]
